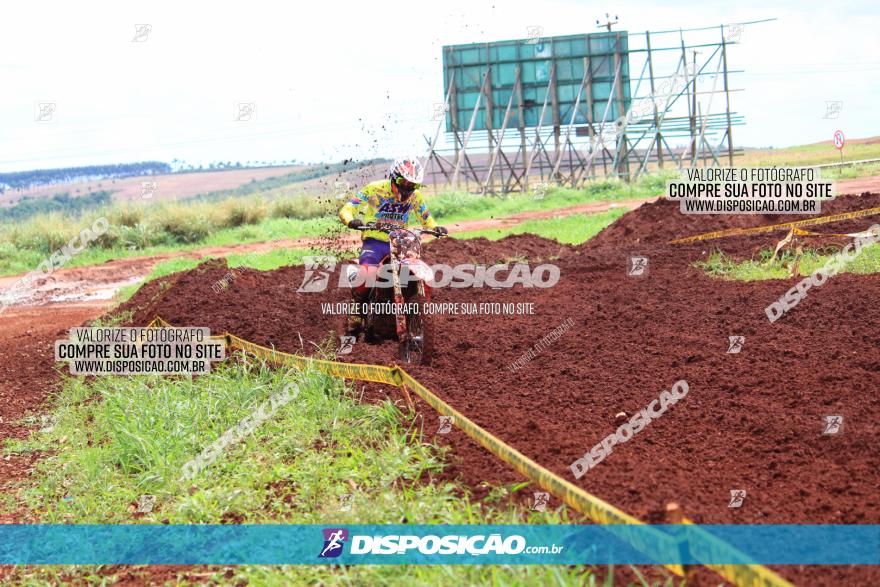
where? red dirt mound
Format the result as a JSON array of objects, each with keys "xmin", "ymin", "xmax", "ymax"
[
  {"xmin": 590, "ymin": 191, "xmax": 880, "ymax": 253},
  {"xmin": 423, "ymin": 233, "xmax": 577, "ymax": 265},
  {"xmin": 113, "ymin": 206, "xmax": 880, "ymax": 587}
]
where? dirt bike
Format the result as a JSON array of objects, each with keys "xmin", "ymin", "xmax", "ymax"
[{"xmin": 342, "ymin": 222, "xmax": 445, "ymax": 365}]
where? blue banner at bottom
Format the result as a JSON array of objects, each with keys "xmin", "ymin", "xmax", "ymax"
[{"xmin": 0, "ymin": 525, "xmax": 877, "ymax": 565}]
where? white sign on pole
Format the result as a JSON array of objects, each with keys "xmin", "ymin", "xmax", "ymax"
[{"xmin": 833, "ymin": 130, "xmax": 845, "ymax": 150}]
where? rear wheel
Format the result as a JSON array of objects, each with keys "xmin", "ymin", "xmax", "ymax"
[{"xmin": 398, "ymin": 293, "xmax": 433, "ymax": 365}]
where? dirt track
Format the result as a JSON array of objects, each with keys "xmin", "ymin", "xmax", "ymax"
[
  {"xmin": 2, "ymin": 186, "xmax": 880, "ymax": 585},
  {"xmin": 0, "ymin": 198, "xmax": 649, "ymax": 527},
  {"xmin": 0, "ymin": 302, "xmax": 107, "ymax": 523},
  {"xmin": 111, "ymin": 192, "xmax": 880, "ymax": 587}
]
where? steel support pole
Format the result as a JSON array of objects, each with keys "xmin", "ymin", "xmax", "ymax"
[{"xmin": 721, "ymin": 25, "xmax": 735, "ymax": 166}]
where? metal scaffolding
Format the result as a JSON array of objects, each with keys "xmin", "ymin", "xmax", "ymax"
[{"xmin": 425, "ymin": 20, "xmax": 773, "ymax": 194}]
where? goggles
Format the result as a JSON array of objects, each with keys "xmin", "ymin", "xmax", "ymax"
[{"xmin": 394, "ymin": 176, "xmax": 421, "ymax": 196}]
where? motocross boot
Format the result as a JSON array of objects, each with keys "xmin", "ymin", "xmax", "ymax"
[{"xmin": 343, "ymin": 289, "xmax": 369, "ymax": 336}]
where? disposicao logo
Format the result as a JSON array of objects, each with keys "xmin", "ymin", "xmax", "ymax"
[{"xmin": 319, "ymin": 528, "xmax": 348, "ymax": 558}]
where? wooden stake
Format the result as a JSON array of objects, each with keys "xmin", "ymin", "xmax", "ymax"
[
  {"xmin": 666, "ymin": 502, "xmax": 695, "ymax": 581},
  {"xmin": 399, "ymin": 382, "xmax": 415, "ymax": 412}
]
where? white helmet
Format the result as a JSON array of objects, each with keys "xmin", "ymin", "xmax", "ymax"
[
  {"xmin": 388, "ymin": 157, "xmax": 425, "ymax": 202},
  {"xmin": 389, "ymin": 156, "xmax": 425, "ymax": 187}
]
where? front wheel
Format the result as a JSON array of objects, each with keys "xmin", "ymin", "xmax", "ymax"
[{"xmin": 398, "ymin": 293, "xmax": 433, "ymax": 366}]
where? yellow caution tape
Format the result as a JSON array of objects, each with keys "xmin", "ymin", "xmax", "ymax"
[
  {"xmin": 681, "ymin": 520, "xmax": 796, "ymax": 587},
  {"xmin": 669, "ymin": 205, "xmax": 880, "ymax": 244},
  {"xmin": 791, "ymin": 227, "xmax": 879, "ymax": 238},
  {"xmin": 231, "ymin": 334, "xmax": 400, "ymax": 385},
  {"xmin": 146, "ymin": 316, "xmax": 793, "ymax": 587}
]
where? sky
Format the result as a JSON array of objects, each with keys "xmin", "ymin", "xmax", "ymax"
[{"xmin": 1, "ymin": 0, "xmax": 878, "ymax": 173}]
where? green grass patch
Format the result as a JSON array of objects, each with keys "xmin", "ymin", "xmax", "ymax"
[
  {"xmin": 820, "ymin": 162, "xmax": 880, "ymax": 181},
  {"xmin": 0, "ymin": 215, "xmax": 342, "ymax": 277},
  {"xmin": 697, "ymin": 243, "xmax": 880, "ymax": 281},
  {"xmin": 454, "ymin": 209, "xmax": 628, "ymax": 245},
  {"xmin": 431, "ymin": 172, "xmax": 668, "ymax": 225},
  {"xmin": 0, "ymin": 172, "xmax": 667, "ymax": 277},
  {"xmin": 739, "ymin": 140, "xmax": 880, "ymax": 167},
  {"xmin": 0, "ymin": 197, "xmax": 343, "ymax": 276},
  {"xmin": 0, "ymin": 359, "xmax": 629, "ymax": 586}
]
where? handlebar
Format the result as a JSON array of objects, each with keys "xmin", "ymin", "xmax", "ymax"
[{"xmin": 354, "ymin": 223, "xmax": 446, "ymax": 237}]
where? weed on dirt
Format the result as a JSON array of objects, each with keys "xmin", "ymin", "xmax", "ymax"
[{"xmin": 698, "ymin": 242, "xmax": 880, "ymax": 280}]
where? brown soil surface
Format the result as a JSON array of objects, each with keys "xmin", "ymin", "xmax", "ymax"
[
  {"xmin": 111, "ymin": 191, "xmax": 880, "ymax": 586},
  {"xmin": 830, "ymin": 174, "xmax": 880, "ymax": 195},
  {"xmin": 0, "ymin": 302, "xmax": 107, "ymax": 524}
]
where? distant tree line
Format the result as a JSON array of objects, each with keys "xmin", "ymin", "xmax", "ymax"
[
  {"xmin": 191, "ymin": 158, "xmax": 391, "ymax": 203},
  {"xmin": 169, "ymin": 158, "xmax": 300, "ymax": 172},
  {"xmin": 0, "ymin": 162, "xmax": 171, "ymax": 192}
]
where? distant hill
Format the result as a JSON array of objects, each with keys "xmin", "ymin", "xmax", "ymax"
[
  {"xmin": 0, "ymin": 159, "xmax": 392, "ymax": 221},
  {"xmin": 0, "ymin": 165, "xmax": 308, "ymax": 207},
  {"xmin": 0, "ymin": 162, "xmax": 170, "ymax": 193},
  {"xmin": 810, "ymin": 135, "xmax": 880, "ymax": 147}
]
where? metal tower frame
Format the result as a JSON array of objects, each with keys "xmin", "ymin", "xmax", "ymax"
[{"xmin": 425, "ymin": 20, "xmax": 773, "ymax": 194}]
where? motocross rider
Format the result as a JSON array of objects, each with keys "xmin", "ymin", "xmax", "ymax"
[{"xmin": 338, "ymin": 156, "xmax": 447, "ymax": 332}]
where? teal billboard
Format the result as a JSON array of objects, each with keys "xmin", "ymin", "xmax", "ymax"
[{"xmin": 442, "ymin": 32, "xmax": 631, "ymax": 132}]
